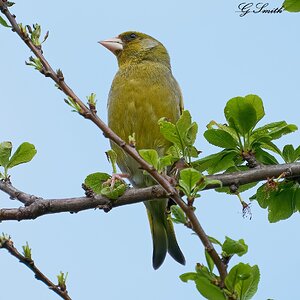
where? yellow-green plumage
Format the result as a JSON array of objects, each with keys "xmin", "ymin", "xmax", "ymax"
[{"xmin": 102, "ymin": 31, "xmax": 185, "ymax": 269}]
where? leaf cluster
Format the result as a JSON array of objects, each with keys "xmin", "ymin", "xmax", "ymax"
[
  {"xmin": 158, "ymin": 110, "xmax": 199, "ymax": 164},
  {"xmin": 194, "ymin": 95, "xmax": 297, "ymax": 175},
  {"xmin": 0, "ymin": 141, "xmax": 37, "ymax": 179},
  {"xmin": 181, "ymin": 236, "xmax": 259, "ymax": 300}
]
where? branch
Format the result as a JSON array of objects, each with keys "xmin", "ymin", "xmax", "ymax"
[
  {"xmin": 0, "ymin": 236, "xmax": 71, "ymax": 300},
  {"xmin": 2, "ymin": 162, "xmax": 299, "ymax": 221},
  {"xmin": 5, "ymin": 0, "xmax": 292, "ymax": 284}
]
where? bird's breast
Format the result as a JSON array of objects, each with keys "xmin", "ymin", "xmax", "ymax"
[{"xmin": 107, "ymin": 63, "xmax": 182, "ymax": 186}]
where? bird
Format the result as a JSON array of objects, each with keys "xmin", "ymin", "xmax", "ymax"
[{"xmin": 99, "ymin": 31, "xmax": 185, "ymax": 269}]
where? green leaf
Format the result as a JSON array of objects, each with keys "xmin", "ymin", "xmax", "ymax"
[
  {"xmin": 106, "ymin": 149, "xmax": 118, "ymax": 173},
  {"xmin": 282, "ymin": 144, "xmax": 296, "ymax": 163},
  {"xmin": 7, "ymin": 142, "xmax": 37, "ymax": 169},
  {"xmin": 195, "ymin": 276, "xmax": 226, "ymax": 300},
  {"xmin": 207, "ymin": 151, "xmax": 237, "ymax": 174},
  {"xmin": 204, "ymin": 129, "xmax": 239, "ymax": 149},
  {"xmin": 159, "ymin": 110, "xmax": 198, "ymax": 161},
  {"xmin": 268, "ymin": 188, "xmax": 295, "ymax": 223},
  {"xmin": 0, "ymin": 16, "xmax": 10, "ymax": 27},
  {"xmin": 260, "ymin": 140, "xmax": 282, "ymax": 155},
  {"xmin": 158, "ymin": 118, "xmax": 179, "ymax": 146},
  {"xmin": 295, "ymin": 145, "xmax": 300, "ymax": 160},
  {"xmin": 180, "ymin": 272, "xmax": 198, "ymax": 282},
  {"xmin": 176, "ymin": 110, "xmax": 197, "ymax": 146},
  {"xmin": 252, "ymin": 121, "xmax": 287, "ymax": 136},
  {"xmin": 192, "ymin": 151, "xmax": 226, "ymax": 172},
  {"xmin": 224, "ymin": 95, "xmax": 264, "ymax": 135},
  {"xmin": 268, "ymin": 124, "xmax": 297, "ymax": 140},
  {"xmin": 101, "ymin": 182, "xmax": 127, "ymax": 200},
  {"xmin": 207, "ymin": 236, "xmax": 223, "ymax": 247},
  {"xmin": 84, "ymin": 172, "xmax": 111, "ymax": 194},
  {"xmin": 158, "ymin": 154, "xmax": 174, "ymax": 170},
  {"xmin": 139, "ymin": 149, "xmax": 159, "ymax": 170},
  {"xmin": 294, "ymin": 187, "xmax": 300, "ymax": 211},
  {"xmin": 181, "ymin": 268, "xmax": 226, "ymax": 300},
  {"xmin": 244, "ymin": 94, "xmax": 265, "ymax": 123},
  {"xmin": 205, "ymin": 250, "xmax": 215, "ymax": 273},
  {"xmin": 222, "ymin": 236, "xmax": 248, "ymax": 257},
  {"xmin": 225, "ymin": 263, "xmax": 260, "ymax": 300},
  {"xmin": 179, "ymin": 168, "xmax": 202, "ymax": 196},
  {"xmin": 0, "ymin": 141, "xmax": 12, "ymax": 167},
  {"xmin": 254, "ymin": 148, "xmax": 278, "ymax": 165},
  {"xmin": 186, "ymin": 121, "xmax": 198, "ymax": 146},
  {"xmin": 254, "ymin": 183, "xmax": 270, "ymax": 209},
  {"xmin": 283, "ymin": 0, "xmax": 300, "ymax": 12},
  {"xmin": 171, "ymin": 206, "xmax": 187, "ymax": 224}
]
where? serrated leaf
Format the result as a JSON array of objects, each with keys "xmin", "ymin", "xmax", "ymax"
[
  {"xmin": 244, "ymin": 94, "xmax": 265, "ymax": 123},
  {"xmin": 260, "ymin": 140, "xmax": 282, "ymax": 155},
  {"xmin": 0, "ymin": 141, "xmax": 12, "ymax": 167},
  {"xmin": 101, "ymin": 182, "xmax": 127, "ymax": 200},
  {"xmin": 158, "ymin": 154, "xmax": 173, "ymax": 170},
  {"xmin": 207, "ymin": 236, "xmax": 223, "ymax": 247},
  {"xmin": 222, "ymin": 236, "xmax": 248, "ymax": 257},
  {"xmin": 6, "ymin": 142, "xmax": 37, "ymax": 169},
  {"xmin": 84, "ymin": 172, "xmax": 111, "ymax": 194},
  {"xmin": 268, "ymin": 188, "xmax": 295, "ymax": 222},
  {"xmin": 195, "ymin": 276, "xmax": 226, "ymax": 300},
  {"xmin": 205, "ymin": 250, "xmax": 215, "ymax": 273},
  {"xmin": 295, "ymin": 145, "xmax": 300, "ymax": 160},
  {"xmin": 192, "ymin": 151, "xmax": 226, "ymax": 172},
  {"xmin": 0, "ymin": 16, "xmax": 10, "ymax": 27},
  {"xmin": 204, "ymin": 129, "xmax": 239, "ymax": 149},
  {"xmin": 282, "ymin": 144, "xmax": 296, "ymax": 163},
  {"xmin": 159, "ymin": 111, "xmax": 197, "ymax": 160},
  {"xmin": 179, "ymin": 168, "xmax": 202, "ymax": 196},
  {"xmin": 294, "ymin": 187, "xmax": 300, "ymax": 211},
  {"xmin": 171, "ymin": 206, "xmax": 187, "ymax": 224},
  {"xmin": 283, "ymin": 0, "xmax": 300, "ymax": 12},
  {"xmin": 176, "ymin": 110, "xmax": 194, "ymax": 144},
  {"xmin": 225, "ymin": 263, "xmax": 260, "ymax": 300},
  {"xmin": 139, "ymin": 149, "xmax": 159, "ymax": 170},
  {"xmin": 254, "ymin": 148, "xmax": 278, "ymax": 165},
  {"xmin": 106, "ymin": 149, "xmax": 117, "ymax": 166},
  {"xmin": 180, "ymin": 272, "xmax": 198, "ymax": 282},
  {"xmin": 254, "ymin": 183, "xmax": 270, "ymax": 209},
  {"xmin": 252, "ymin": 121, "xmax": 287, "ymax": 136},
  {"xmin": 207, "ymin": 151, "xmax": 237, "ymax": 174},
  {"xmin": 268, "ymin": 124, "xmax": 297, "ymax": 140},
  {"xmin": 186, "ymin": 121, "xmax": 198, "ymax": 146},
  {"xmin": 224, "ymin": 95, "xmax": 264, "ymax": 136}
]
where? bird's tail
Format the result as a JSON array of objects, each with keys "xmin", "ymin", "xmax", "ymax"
[{"xmin": 145, "ymin": 199, "xmax": 185, "ymax": 269}]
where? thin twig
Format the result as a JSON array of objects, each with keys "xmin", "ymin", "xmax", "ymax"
[{"xmin": 0, "ymin": 237, "xmax": 71, "ymax": 300}]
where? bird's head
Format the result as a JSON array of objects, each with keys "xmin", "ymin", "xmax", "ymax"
[{"xmin": 99, "ymin": 31, "xmax": 171, "ymax": 68}]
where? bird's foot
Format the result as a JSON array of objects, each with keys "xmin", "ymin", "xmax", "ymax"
[{"xmin": 104, "ymin": 173, "xmax": 130, "ymax": 189}]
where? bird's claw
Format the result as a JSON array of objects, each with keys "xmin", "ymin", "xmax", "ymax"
[{"xmin": 104, "ymin": 173, "xmax": 130, "ymax": 189}]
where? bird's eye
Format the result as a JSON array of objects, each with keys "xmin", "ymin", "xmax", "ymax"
[{"xmin": 129, "ymin": 33, "xmax": 137, "ymax": 39}]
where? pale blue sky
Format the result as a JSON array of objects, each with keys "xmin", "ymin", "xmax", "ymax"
[{"xmin": 1, "ymin": 1, "xmax": 299, "ymax": 299}]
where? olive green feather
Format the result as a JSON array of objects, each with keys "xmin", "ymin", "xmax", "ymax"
[{"xmin": 106, "ymin": 31, "xmax": 185, "ymax": 269}]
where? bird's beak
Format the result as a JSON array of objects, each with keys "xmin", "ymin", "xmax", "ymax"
[{"xmin": 98, "ymin": 37, "xmax": 123, "ymax": 53}]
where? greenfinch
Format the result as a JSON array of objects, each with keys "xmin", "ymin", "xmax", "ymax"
[{"xmin": 100, "ymin": 31, "xmax": 185, "ymax": 269}]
